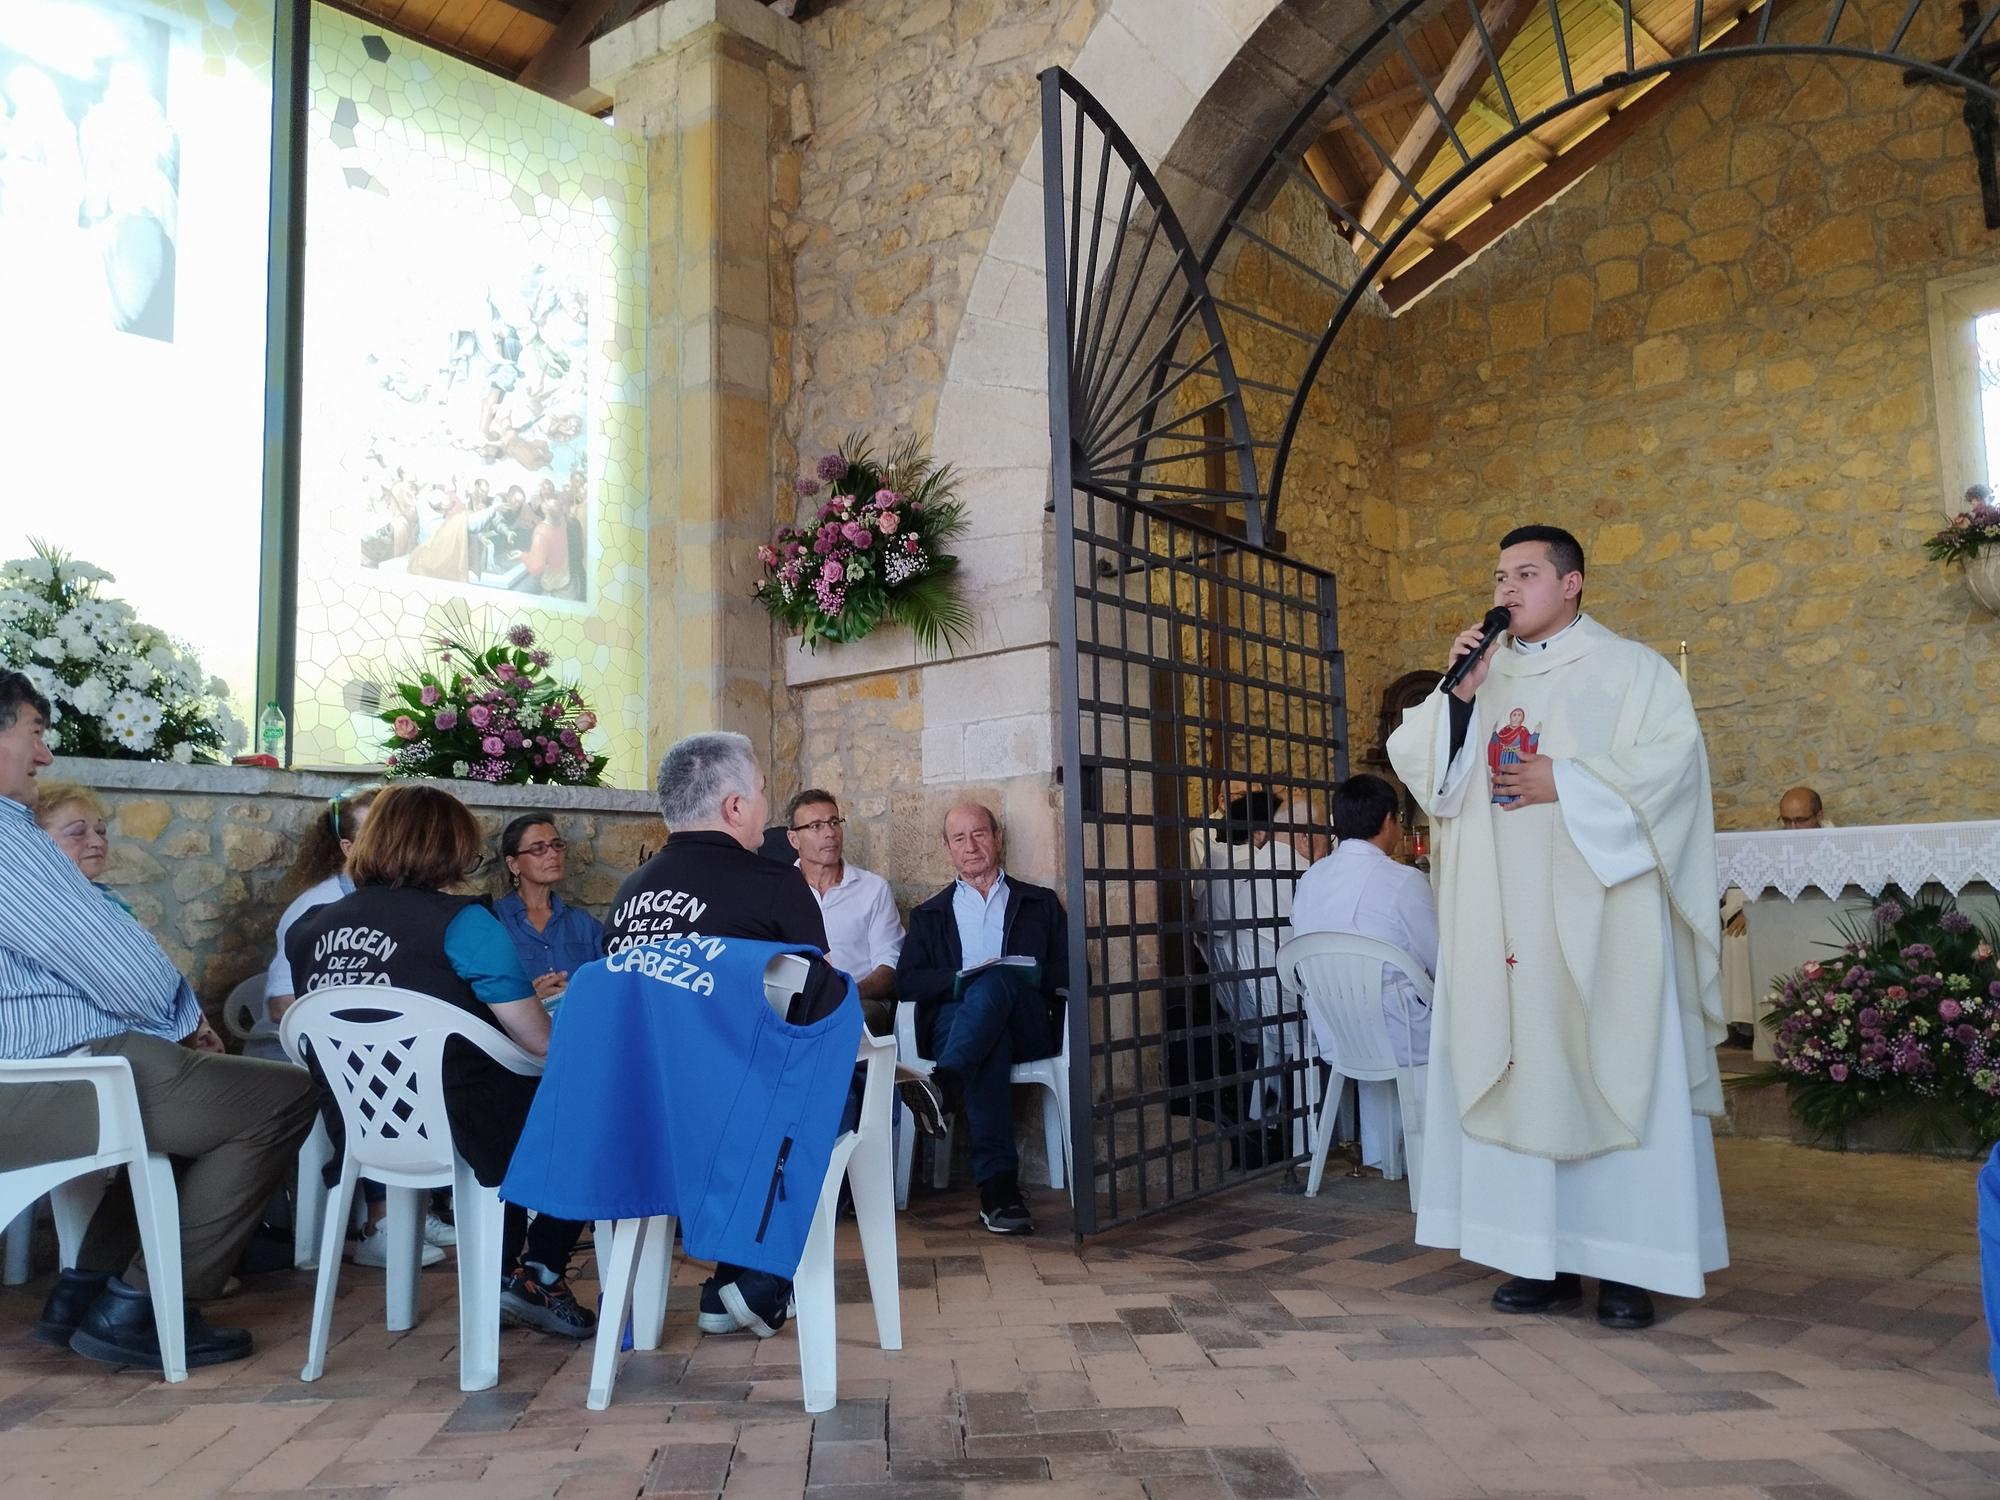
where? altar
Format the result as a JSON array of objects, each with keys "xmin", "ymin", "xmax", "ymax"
[{"xmin": 1715, "ymin": 820, "xmax": 2000, "ymax": 1059}]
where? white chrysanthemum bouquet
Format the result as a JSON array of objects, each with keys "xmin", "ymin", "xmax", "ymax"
[{"xmin": 0, "ymin": 541, "xmax": 241, "ymax": 764}]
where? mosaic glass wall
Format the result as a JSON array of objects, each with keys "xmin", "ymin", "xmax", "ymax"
[
  {"xmin": 2, "ymin": 0, "xmax": 274, "ymax": 732},
  {"xmin": 295, "ymin": 5, "xmax": 648, "ymax": 784}
]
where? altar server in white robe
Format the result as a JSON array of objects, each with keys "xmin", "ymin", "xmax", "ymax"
[{"xmin": 1387, "ymin": 524, "xmax": 1728, "ymax": 1330}]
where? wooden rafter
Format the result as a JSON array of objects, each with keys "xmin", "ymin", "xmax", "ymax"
[
  {"xmin": 317, "ymin": 0, "xmax": 525, "ymax": 79},
  {"xmin": 1376, "ymin": 4, "xmax": 1767, "ymax": 310},
  {"xmin": 1349, "ymin": 0, "xmax": 1538, "ymax": 252},
  {"xmin": 516, "ymin": 0, "xmax": 622, "ymax": 103},
  {"xmin": 491, "ymin": 0, "xmax": 571, "ymax": 25}
]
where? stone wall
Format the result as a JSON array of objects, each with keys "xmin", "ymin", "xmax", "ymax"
[
  {"xmin": 1288, "ymin": 2, "xmax": 2000, "ymax": 828},
  {"xmin": 52, "ymin": 762, "xmax": 662, "ymax": 1033}
]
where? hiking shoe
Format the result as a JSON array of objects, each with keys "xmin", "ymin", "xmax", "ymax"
[
  {"xmin": 697, "ymin": 1276, "xmax": 741, "ymax": 1335},
  {"xmin": 351, "ymin": 1225, "xmax": 445, "ymax": 1269},
  {"xmin": 978, "ymin": 1173, "xmax": 1034, "ymax": 1236},
  {"xmin": 718, "ymin": 1270, "xmax": 792, "ymax": 1339},
  {"xmin": 500, "ymin": 1267, "xmax": 597, "ymax": 1338},
  {"xmin": 898, "ymin": 1073, "xmax": 948, "ymax": 1137}
]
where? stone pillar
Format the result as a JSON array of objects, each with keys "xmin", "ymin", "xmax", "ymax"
[{"xmin": 592, "ymin": 0, "xmax": 801, "ymax": 772}]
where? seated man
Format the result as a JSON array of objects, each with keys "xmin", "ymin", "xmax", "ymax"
[
  {"xmin": 0, "ymin": 671, "xmax": 319, "ymax": 1370},
  {"xmin": 1290, "ymin": 774, "xmax": 1437, "ymax": 1069},
  {"xmin": 1777, "ymin": 786, "xmax": 1834, "ymax": 829},
  {"xmin": 603, "ymin": 731, "xmax": 848, "ymax": 1341},
  {"xmin": 897, "ymin": 803, "xmax": 1068, "ymax": 1236},
  {"xmin": 785, "ymin": 788, "xmax": 902, "ymax": 1036}
]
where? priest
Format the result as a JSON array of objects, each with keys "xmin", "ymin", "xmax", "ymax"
[{"xmin": 1386, "ymin": 525, "xmax": 1727, "ymax": 1330}]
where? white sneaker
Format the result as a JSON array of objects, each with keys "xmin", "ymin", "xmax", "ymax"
[
  {"xmin": 423, "ymin": 1212, "xmax": 457, "ymax": 1248},
  {"xmin": 349, "ymin": 1227, "xmax": 445, "ymax": 1268}
]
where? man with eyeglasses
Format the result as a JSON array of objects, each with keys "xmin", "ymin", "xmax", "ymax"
[
  {"xmin": 1777, "ymin": 787, "xmax": 1834, "ymax": 829},
  {"xmin": 784, "ymin": 789, "xmax": 902, "ymax": 1037}
]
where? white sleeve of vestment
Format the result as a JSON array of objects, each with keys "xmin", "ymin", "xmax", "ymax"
[
  {"xmin": 1433, "ymin": 698, "xmax": 1481, "ymax": 815},
  {"xmin": 1554, "ymin": 760, "xmax": 1654, "ymax": 887}
]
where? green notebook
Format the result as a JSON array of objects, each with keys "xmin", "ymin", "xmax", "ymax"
[{"xmin": 952, "ymin": 955, "xmax": 1040, "ymax": 1001}]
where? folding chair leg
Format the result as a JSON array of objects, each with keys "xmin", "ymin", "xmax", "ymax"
[
  {"xmin": 128, "ymin": 1155, "xmax": 185, "ymax": 1383},
  {"xmin": 302, "ymin": 1165, "xmax": 360, "ymax": 1382},
  {"xmin": 630, "ymin": 1214, "xmax": 673, "ymax": 1351},
  {"xmin": 383, "ymin": 1186, "xmax": 425, "ymax": 1332},
  {"xmin": 847, "ymin": 1129, "xmax": 901, "ymax": 1351},
  {"xmin": 453, "ymin": 1163, "xmax": 503, "ymax": 1393},
  {"xmin": 587, "ymin": 1217, "xmax": 643, "ymax": 1411},
  {"xmin": 795, "ymin": 1178, "xmax": 842, "ymax": 1413}
]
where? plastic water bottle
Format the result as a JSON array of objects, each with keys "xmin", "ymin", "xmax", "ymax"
[{"xmin": 258, "ymin": 702, "xmax": 286, "ymax": 764}]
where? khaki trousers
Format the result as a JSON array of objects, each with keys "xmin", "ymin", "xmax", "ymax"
[{"xmin": 0, "ymin": 1033, "xmax": 319, "ymax": 1298}]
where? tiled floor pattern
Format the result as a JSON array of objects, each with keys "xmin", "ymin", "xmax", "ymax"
[{"xmin": 0, "ymin": 1138, "xmax": 1992, "ymax": 1500}]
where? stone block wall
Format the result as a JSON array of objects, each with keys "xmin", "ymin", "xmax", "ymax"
[
  {"xmin": 52, "ymin": 762, "xmax": 663, "ymax": 1032},
  {"xmin": 1283, "ymin": 1, "xmax": 2000, "ymax": 828}
]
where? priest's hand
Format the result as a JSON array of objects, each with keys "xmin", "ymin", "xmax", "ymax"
[
  {"xmin": 1492, "ymin": 753, "xmax": 1557, "ymax": 808},
  {"xmin": 1446, "ymin": 625, "xmax": 1498, "ymax": 700}
]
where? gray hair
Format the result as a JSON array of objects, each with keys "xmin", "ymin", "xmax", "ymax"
[{"xmin": 656, "ymin": 731, "xmax": 759, "ymax": 826}]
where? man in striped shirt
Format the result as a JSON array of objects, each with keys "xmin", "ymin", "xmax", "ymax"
[{"xmin": 0, "ymin": 671, "xmax": 318, "ymax": 1370}]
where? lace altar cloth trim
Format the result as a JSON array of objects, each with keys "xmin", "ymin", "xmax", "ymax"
[{"xmin": 1715, "ymin": 821, "xmax": 2000, "ymax": 902}]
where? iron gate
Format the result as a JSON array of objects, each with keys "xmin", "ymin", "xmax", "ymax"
[{"xmin": 1043, "ymin": 70, "xmax": 1351, "ymax": 1234}]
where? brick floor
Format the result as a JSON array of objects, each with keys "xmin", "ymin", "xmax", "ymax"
[{"xmin": 0, "ymin": 1139, "xmax": 1992, "ymax": 1499}]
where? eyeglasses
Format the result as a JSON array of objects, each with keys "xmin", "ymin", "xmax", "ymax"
[
  {"xmin": 515, "ymin": 839, "xmax": 567, "ymax": 857},
  {"xmin": 790, "ymin": 817, "xmax": 845, "ymax": 834}
]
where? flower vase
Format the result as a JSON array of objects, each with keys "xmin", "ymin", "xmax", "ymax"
[{"xmin": 1968, "ymin": 549, "xmax": 2000, "ymax": 613}]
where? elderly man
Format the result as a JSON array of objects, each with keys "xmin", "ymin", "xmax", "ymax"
[
  {"xmin": 0, "ymin": 671, "xmax": 319, "ymax": 1370},
  {"xmin": 897, "ymin": 804, "xmax": 1069, "ymax": 1235},
  {"xmin": 603, "ymin": 731, "xmax": 848, "ymax": 1340},
  {"xmin": 785, "ymin": 788, "xmax": 902, "ymax": 1036},
  {"xmin": 1777, "ymin": 787, "xmax": 1833, "ymax": 829}
]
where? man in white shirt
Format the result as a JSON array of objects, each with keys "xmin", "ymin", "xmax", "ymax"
[
  {"xmin": 784, "ymin": 788, "xmax": 903, "ymax": 1036},
  {"xmin": 1290, "ymin": 774, "xmax": 1438, "ymax": 1070}
]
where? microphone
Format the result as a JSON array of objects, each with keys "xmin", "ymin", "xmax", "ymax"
[{"xmin": 1437, "ymin": 606, "xmax": 1513, "ymax": 697}]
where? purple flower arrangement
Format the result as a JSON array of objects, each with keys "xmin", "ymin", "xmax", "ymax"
[
  {"xmin": 377, "ymin": 617, "xmax": 606, "ymax": 786},
  {"xmin": 1924, "ymin": 495, "xmax": 2000, "ymax": 566},
  {"xmin": 1759, "ymin": 892, "xmax": 2000, "ymax": 1145},
  {"xmin": 754, "ymin": 435, "xmax": 970, "ymax": 652}
]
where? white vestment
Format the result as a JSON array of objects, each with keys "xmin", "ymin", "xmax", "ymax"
[{"xmin": 1387, "ymin": 615, "xmax": 1728, "ymax": 1296}]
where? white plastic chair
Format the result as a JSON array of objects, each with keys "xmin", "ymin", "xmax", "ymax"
[
  {"xmin": 281, "ymin": 985, "xmax": 544, "ymax": 1393},
  {"xmin": 0, "ymin": 1056, "xmax": 187, "ymax": 1381},
  {"xmin": 892, "ymin": 990, "xmax": 1072, "ymax": 1208},
  {"xmin": 1274, "ymin": 932, "xmax": 1432, "ymax": 1211},
  {"xmin": 589, "ymin": 954, "xmax": 901, "ymax": 1414}
]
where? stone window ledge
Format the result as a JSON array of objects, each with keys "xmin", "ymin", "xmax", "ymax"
[
  {"xmin": 50, "ymin": 758, "xmax": 660, "ymax": 815},
  {"xmin": 783, "ymin": 593, "xmax": 1056, "ymax": 689}
]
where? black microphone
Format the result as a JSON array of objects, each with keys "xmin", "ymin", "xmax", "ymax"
[{"xmin": 1437, "ymin": 606, "xmax": 1513, "ymax": 697}]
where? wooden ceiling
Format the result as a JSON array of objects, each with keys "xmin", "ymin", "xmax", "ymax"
[{"xmin": 1304, "ymin": 0, "xmax": 1772, "ymax": 309}]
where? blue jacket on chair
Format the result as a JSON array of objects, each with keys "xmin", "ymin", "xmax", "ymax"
[
  {"xmin": 1980, "ymin": 1142, "xmax": 2000, "ymax": 1396},
  {"xmin": 500, "ymin": 935, "xmax": 863, "ymax": 1278}
]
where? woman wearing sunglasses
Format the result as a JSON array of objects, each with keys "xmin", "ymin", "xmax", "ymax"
[{"xmin": 493, "ymin": 814, "xmax": 604, "ymax": 1009}]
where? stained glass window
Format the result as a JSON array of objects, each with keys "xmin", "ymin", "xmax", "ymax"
[{"xmin": 294, "ymin": 6, "xmax": 649, "ymax": 785}]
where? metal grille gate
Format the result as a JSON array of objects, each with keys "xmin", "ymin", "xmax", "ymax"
[{"xmin": 1043, "ymin": 71, "xmax": 1350, "ymax": 1234}]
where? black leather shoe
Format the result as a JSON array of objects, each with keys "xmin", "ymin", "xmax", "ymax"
[
  {"xmin": 1490, "ymin": 1273, "xmax": 1582, "ymax": 1314},
  {"xmin": 33, "ymin": 1269, "xmax": 110, "ymax": 1348},
  {"xmin": 68, "ymin": 1276, "xmax": 254, "ymax": 1370},
  {"xmin": 1596, "ymin": 1280, "xmax": 1656, "ymax": 1329}
]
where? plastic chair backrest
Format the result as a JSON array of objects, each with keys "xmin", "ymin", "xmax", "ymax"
[
  {"xmin": 222, "ymin": 974, "xmax": 269, "ymax": 1044},
  {"xmin": 762, "ymin": 952, "xmax": 812, "ymax": 1019},
  {"xmin": 1275, "ymin": 931, "xmax": 1433, "ymax": 1082},
  {"xmin": 280, "ymin": 985, "xmax": 542, "ymax": 1185}
]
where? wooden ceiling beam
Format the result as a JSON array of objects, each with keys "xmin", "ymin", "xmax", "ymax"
[
  {"xmin": 1586, "ymin": 0, "xmax": 1674, "ymax": 62},
  {"xmin": 491, "ymin": 0, "xmax": 570, "ymax": 25},
  {"xmin": 1377, "ymin": 5, "xmax": 1768, "ymax": 311},
  {"xmin": 1321, "ymin": 78, "xmax": 1437, "ymax": 133},
  {"xmin": 515, "ymin": 0, "xmax": 620, "ymax": 104},
  {"xmin": 1349, "ymin": 0, "xmax": 1537, "ymax": 253},
  {"xmin": 317, "ymin": 0, "xmax": 524, "ymax": 79}
]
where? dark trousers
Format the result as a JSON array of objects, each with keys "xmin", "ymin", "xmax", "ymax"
[
  {"xmin": 933, "ymin": 970, "xmax": 1055, "ymax": 1184},
  {"xmin": 506, "ymin": 1203, "xmax": 585, "ymax": 1278},
  {"xmin": 0, "ymin": 1033, "xmax": 319, "ymax": 1298}
]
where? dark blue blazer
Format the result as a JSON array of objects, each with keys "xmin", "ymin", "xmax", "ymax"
[{"xmin": 895, "ymin": 875, "xmax": 1070, "ymax": 1056}]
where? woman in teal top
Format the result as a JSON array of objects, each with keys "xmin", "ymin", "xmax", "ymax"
[{"xmin": 492, "ymin": 814, "xmax": 604, "ymax": 1009}]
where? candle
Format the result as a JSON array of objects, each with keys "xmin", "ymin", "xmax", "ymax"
[{"xmin": 1678, "ymin": 640, "xmax": 1690, "ymax": 687}]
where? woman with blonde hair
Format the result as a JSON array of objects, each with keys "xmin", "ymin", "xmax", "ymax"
[
  {"xmin": 284, "ymin": 783, "xmax": 594, "ymax": 1339},
  {"xmin": 33, "ymin": 781, "xmax": 121, "ymax": 909}
]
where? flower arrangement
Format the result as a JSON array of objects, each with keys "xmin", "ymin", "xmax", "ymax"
[
  {"xmin": 754, "ymin": 436, "xmax": 971, "ymax": 652},
  {"xmin": 1755, "ymin": 893, "xmax": 2000, "ymax": 1148},
  {"xmin": 379, "ymin": 615, "xmax": 606, "ymax": 786},
  {"xmin": 1924, "ymin": 488, "xmax": 2000, "ymax": 566},
  {"xmin": 0, "ymin": 540, "xmax": 240, "ymax": 764}
]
